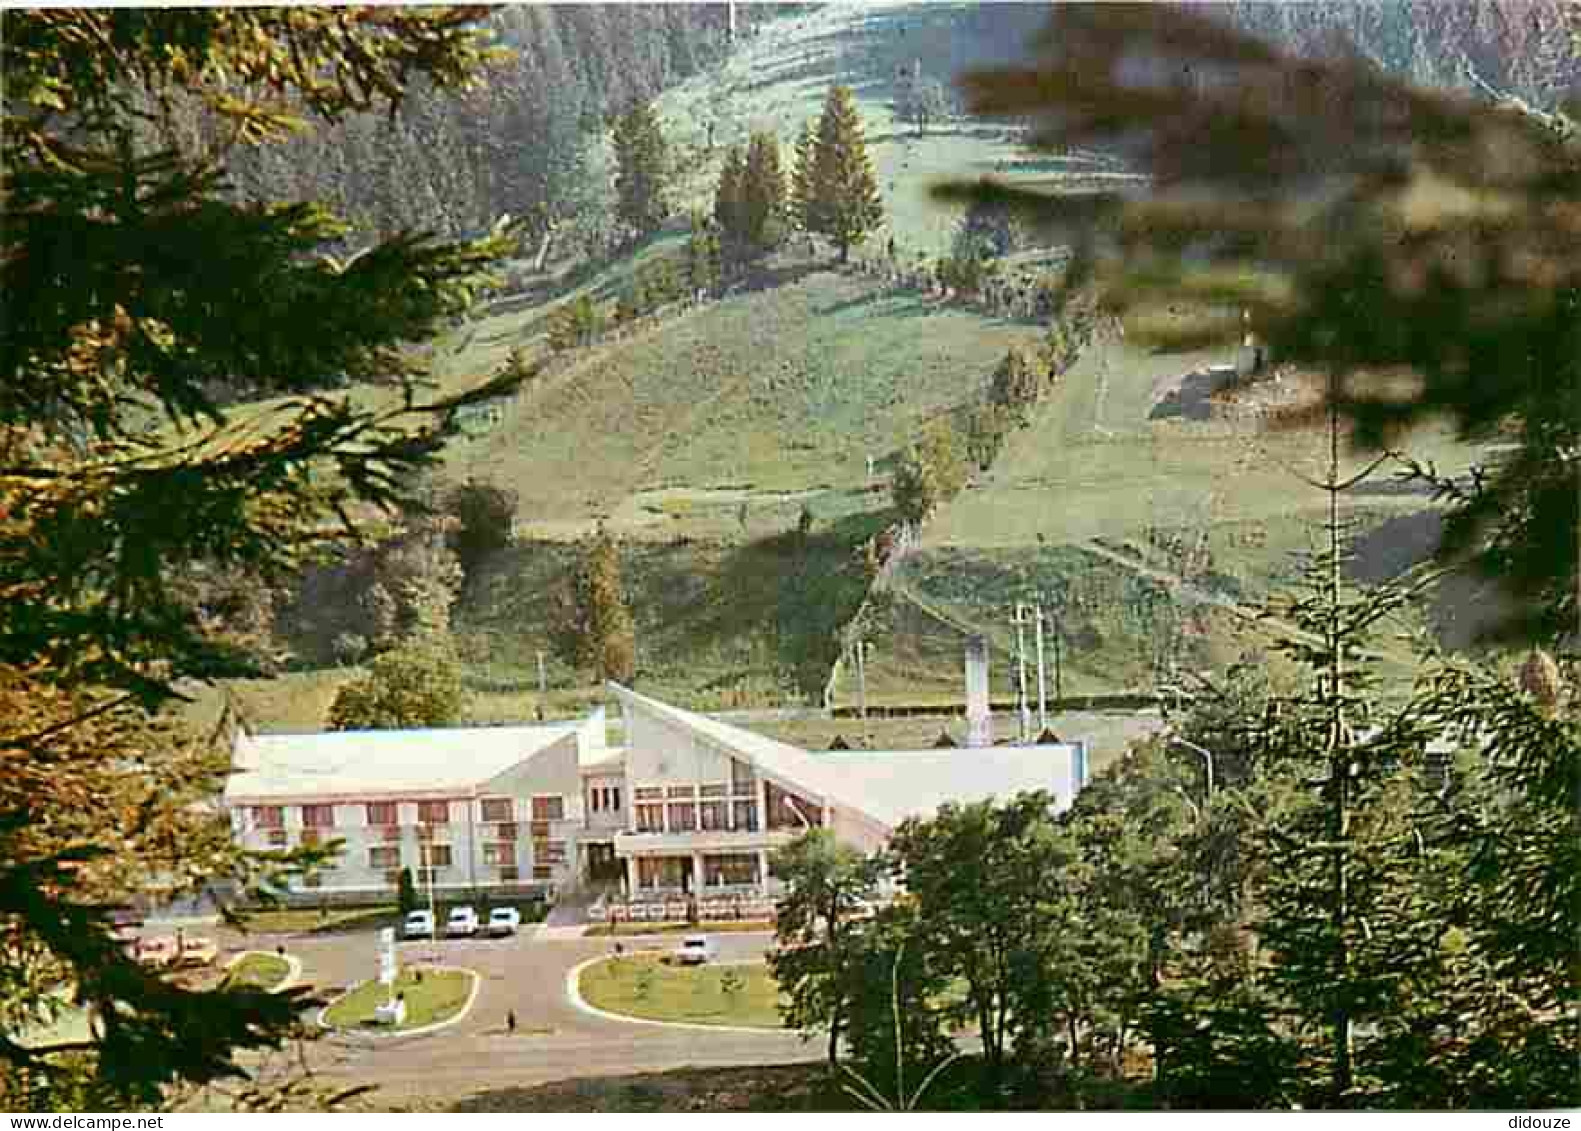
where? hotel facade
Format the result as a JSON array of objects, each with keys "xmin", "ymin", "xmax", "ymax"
[{"xmin": 225, "ymin": 681, "xmax": 1090, "ymax": 906}]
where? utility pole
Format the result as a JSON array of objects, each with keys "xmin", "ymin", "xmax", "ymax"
[
  {"xmin": 1012, "ymin": 605, "xmax": 1031, "ymax": 742},
  {"xmin": 1034, "ymin": 599, "xmax": 1048, "ymax": 732},
  {"xmin": 853, "ymin": 640, "xmax": 872, "ymax": 748}
]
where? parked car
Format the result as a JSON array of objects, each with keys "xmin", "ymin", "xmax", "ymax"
[
  {"xmin": 402, "ymin": 910, "xmax": 435, "ymax": 939},
  {"xmin": 446, "ymin": 905, "xmax": 479, "ymax": 938},
  {"xmin": 485, "ymin": 907, "xmax": 522, "ymax": 937},
  {"xmin": 673, "ymin": 934, "xmax": 717, "ymax": 965}
]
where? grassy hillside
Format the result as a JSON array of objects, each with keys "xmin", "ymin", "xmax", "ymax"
[
  {"xmin": 447, "ymin": 268, "xmax": 1033, "ymax": 540},
  {"xmin": 199, "ymin": 2, "xmax": 1514, "ymax": 729}
]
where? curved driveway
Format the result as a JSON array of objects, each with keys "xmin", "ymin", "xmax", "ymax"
[{"xmin": 256, "ymin": 927, "xmax": 813, "ymax": 1104}]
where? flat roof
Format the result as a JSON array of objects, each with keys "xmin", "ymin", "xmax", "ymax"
[
  {"xmin": 225, "ymin": 723, "xmax": 580, "ymax": 802},
  {"xmin": 810, "ymin": 745, "xmax": 1080, "ymax": 827}
]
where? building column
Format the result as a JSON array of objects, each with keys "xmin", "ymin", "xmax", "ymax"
[
  {"xmin": 756, "ymin": 778, "xmax": 768, "ymax": 832},
  {"xmin": 756, "ymin": 849, "xmax": 770, "ymax": 895},
  {"xmin": 624, "ymin": 855, "xmax": 637, "ymax": 900},
  {"xmin": 691, "ymin": 851, "xmax": 705, "ymax": 896}
]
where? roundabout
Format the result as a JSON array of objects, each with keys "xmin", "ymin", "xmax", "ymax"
[
  {"xmin": 319, "ymin": 965, "xmax": 480, "ymax": 1037},
  {"xmin": 567, "ymin": 954, "xmax": 790, "ymax": 1034}
]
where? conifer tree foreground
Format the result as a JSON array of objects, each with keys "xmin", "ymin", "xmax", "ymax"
[
  {"xmin": 2, "ymin": 7, "xmax": 514, "ymax": 1108},
  {"xmin": 808, "ymin": 85, "xmax": 885, "ymax": 263}
]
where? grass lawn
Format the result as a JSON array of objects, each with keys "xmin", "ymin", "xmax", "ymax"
[
  {"xmin": 233, "ymin": 904, "xmax": 399, "ymax": 936},
  {"xmin": 322, "ymin": 967, "xmax": 474, "ymax": 1032},
  {"xmin": 583, "ymin": 921, "xmax": 773, "ymax": 938},
  {"xmin": 223, "ymin": 952, "xmax": 292, "ymax": 991},
  {"xmin": 578, "ymin": 956, "xmax": 784, "ymax": 1029}
]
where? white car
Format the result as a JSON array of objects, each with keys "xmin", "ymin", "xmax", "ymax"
[
  {"xmin": 485, "ymin": 907, "xmax": 521, "ymax": 937},
  {"xmin": 402, "ymin": 910, "xmax": 435, "ymax": 940},
  {"xmin": 673, "ymin": 934, "xmax": 717, "ymax": 965},
  {"xmin": 445, "ymin": 906, "xmax": 479, "ymax": 937}
]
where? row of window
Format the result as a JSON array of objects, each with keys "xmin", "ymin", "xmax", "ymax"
[
  {"xmin": 364, "ymin": 841, "xmax": 566, "ymax": 871},
  {"xmin": 633, "ymin": 799, "xmax": 758, "ymax": 834},
  {"xmin": 251, "ymin": 795, "xmax": 565, "ymax": 831},
  {"xmin": 633, "ymin": 853, "xmax": 760, "ymax": 889},
  {"xmin": 588, "ymin": 785, "xmax": 622, "ymax": 813}
]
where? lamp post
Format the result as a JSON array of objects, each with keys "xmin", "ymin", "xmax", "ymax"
[{"xmin": 422, "ymin": 824, "xmax": 438, "ymax": 963}]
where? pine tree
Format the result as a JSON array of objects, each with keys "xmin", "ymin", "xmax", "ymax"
[
  {"xmin": 552, "ymin": 524, "xmax": 636, "ymax": 682},
  {"xmin": 610, "ymin": 99, "xmax": 671, "ymax": 239},
  {"xmin": 713, "ymin": 144, "xmax": 747, "ymax": 247},
  {"xmin": 789, "ymin": 119, "xmax": 817, "ymax": 233},
  {"xmin": 1, "ymin": 8, "xmax": 513, "ymax": 1107},
  {"xmin": 740, "ymin": 130, "xmax": 788, "ymax": 254},
  {"xmin": 809, "ymin": 85, "xmax": 885, "ymax": 263}
]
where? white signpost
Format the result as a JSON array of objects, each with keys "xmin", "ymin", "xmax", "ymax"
[{"xmin": 377, "ymin": 926, "xmax": 397, "ymax": 988}]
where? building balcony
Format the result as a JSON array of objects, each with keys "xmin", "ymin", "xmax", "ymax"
[{"xmin": 613, "ymin": 828, "xmax": 797, "ymax": 856}]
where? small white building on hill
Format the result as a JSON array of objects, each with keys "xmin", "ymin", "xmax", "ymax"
[{"xmin": 223, "ymin": 682, "xmax": 1089, "ymax": 906}]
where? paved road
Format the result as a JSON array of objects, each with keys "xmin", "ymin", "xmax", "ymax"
[{"xmin": 242, "ymin": 927, "xmax": 812, "ymax": 1106}]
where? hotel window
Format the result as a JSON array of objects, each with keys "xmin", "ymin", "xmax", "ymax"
[
  {"xmin": 368, "ymin": 845, "xmax": 400, "ymax": 870},
  {"xmin": 699, "ymin": 801, "xmax": 727, "ymax": 831},
  {"xmin": 668, "ymin": 802, "xmax": 697, "ymax": 832},
  {"xmin": 666, "ymin": 785, "xmax": 695, "ymax": 799},
  {"xmin": 419, "ymin": 843, "xmax": 452, "ymax": 869},
  {"xmin": 699, "ymin": 782, "xmax": 729, "ymax": 798},
  {"xmin": 704, "ymin": 855, "xmax": 758, "ymax": 887},
  {"xmin": 633, "ymin": 786, "xmax": 664, "ymax": 801},
  {"xmin": 638, "ymin": 857, "xmax": 684, "ymax": 889},
  {"xmin": 302, "ymin": 804, "xmax": 335, "ymax": 829},
  {"xmin": 480, "ymin": 798, "xmax": 512, "ymax": 823},
  {"xmin": 540, "ymin": 841, "xmax": 567, "ymax": 864},
  {"xmin": 417, "ymin": 800, "xmax": 450, "ymax": 826},
  {"xmin": 365, "ymin": 801, "xmax": 397, "ymax": 827},
  {"xmin": 531, "ymin": 795, "xmax": 564, "ymax": 821},
  {"xmin": 610, "ymin": 787, "xmax": 621, "ymax": 811},
  {"xmin": 253, "ymin": 806, "xmax": 283, "ymax": 829},
  {"xmin": 532, "ymin": 864, "xmax": 553, "ymax": 880},
  {"xmin": 483, "ymin": 843, "xmax": 514, "ymax": 867},
  {"xmin": 588, "ymin": 788, "xmax": 601, "ymax": 813},
  {"xmin": 635, "ymin": 803, "xmax": 664, "ymax": 833},
  {"xmin": 500, "ymin": 865, "xmax": 519, "ymax": 882},
  {"xmin": 732, "ymin": 800, "xmax": 758, "ymax": 831}
]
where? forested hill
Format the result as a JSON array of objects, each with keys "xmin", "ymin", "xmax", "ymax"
[
  {"xmin": 226, "ymin": 4, "xmax": 791, "ymax": 246},
  {"xmin": 224, "ymin": 1, "xmax": 1569, "ymax": 254},
  {"xmin": 1220, "ymin": 0, "xmax": 1577, "ymax": 100}
]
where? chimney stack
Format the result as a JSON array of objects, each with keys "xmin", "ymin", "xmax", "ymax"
[{"xmin": 965, "ymin": 635, "xmax": 992, "ymax": 748}]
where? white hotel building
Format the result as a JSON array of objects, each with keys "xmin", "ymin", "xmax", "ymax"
[{"xmin": 224, "ymin": 679, "xmax": 1090, "ymax": 905}]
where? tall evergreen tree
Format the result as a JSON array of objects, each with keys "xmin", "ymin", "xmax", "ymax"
[
  {"xmin": 1, "ymin": 7, "xmax": 513, "ymax": 1108},
  {"xmin": 739, "ymin": 130, "xmax": 788, "ymax": 253},
  {"xmin": 712, "ymin": 143, "xmax": 746, "ymax": 245},
  {"xmin": 610, "ymin": 99, "xmax": 671, "ymax": 239},
  {"xmin": 789, "ymin": 119, "xmax": 817, "ymax": 233},
  {"xmin": 552, "ymin": 524, "xmax": 636, "ymax": 682},
  {"xmin": 809, "ymin": 85, "xmax": 885, "ymax": 263}
]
